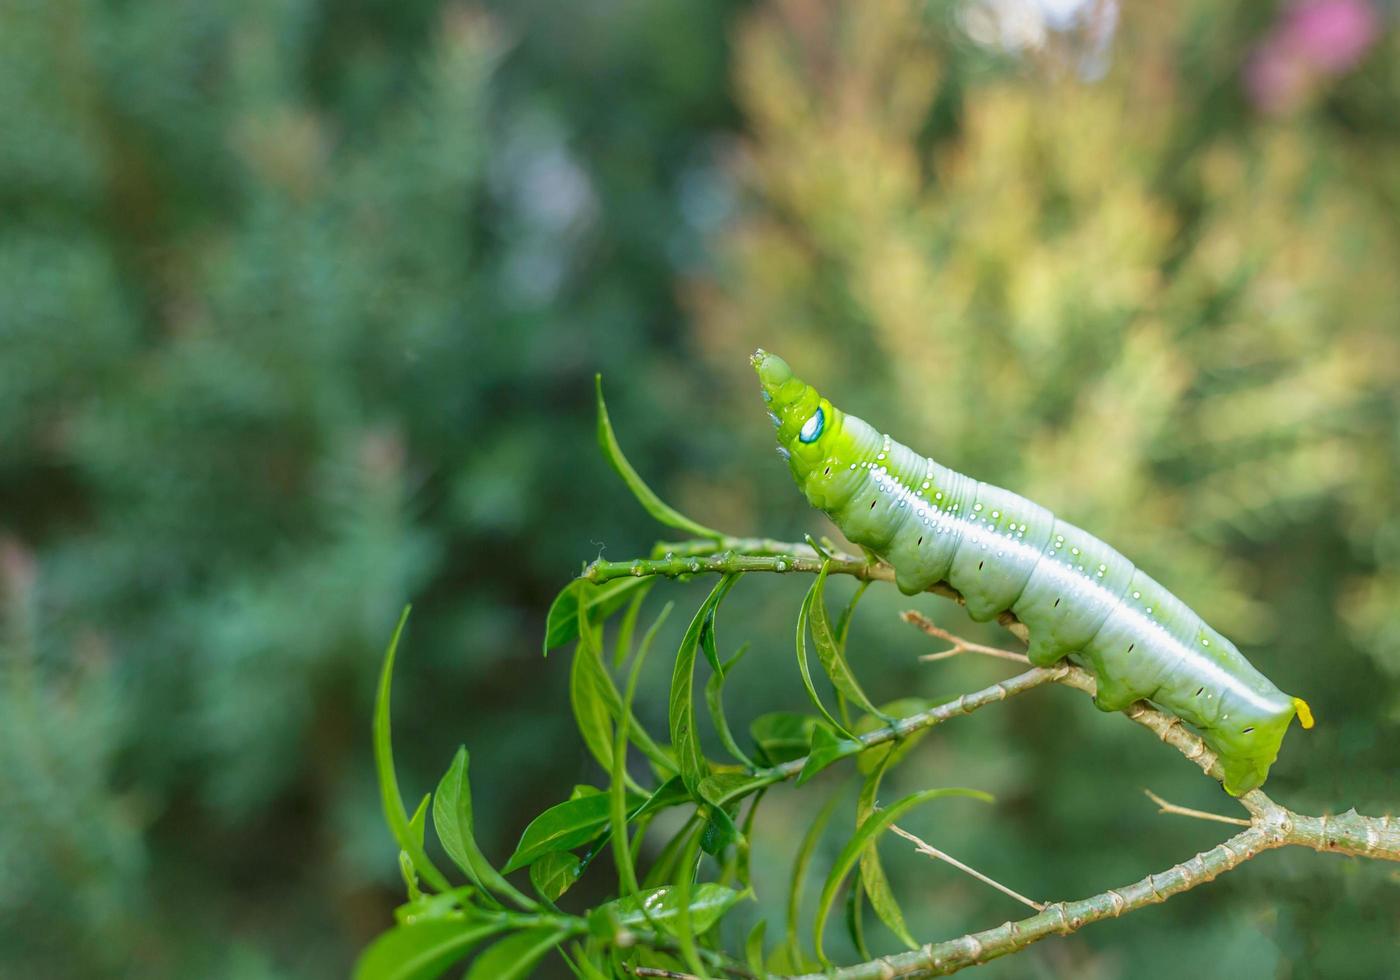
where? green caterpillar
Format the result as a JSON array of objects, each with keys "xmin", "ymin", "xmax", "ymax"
[{"xmin": 753, "ymin": 350, "xmax": 1312, "ymax": 795}]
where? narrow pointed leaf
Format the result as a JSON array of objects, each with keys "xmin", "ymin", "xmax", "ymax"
[
  {"xmin": 672, "ymin": 818, "xmax": 707, "ymax": 975},
  {"xmin": 745, "ymin": 919, "xmax": 769, "ymax": 979},
  {"xmin": 374, "ymin": 608, "xmax": 452, "ymax": 894},
  {"xmin": 433, "ymin": 747, "xmax": 537, "ymax": 910},
  {"xmin": 529, "ymin": 851, "xmax": 583, "ymax": 902},
  {"xmin": 641, "ymin": 811, "xmax": 700, "ymax": 890},
  {"xmin": 394, "ymin": 886, "xmax": 477, "ymax": 927},
  {"xmin": 569, "ymin": 948, "xmax": 612, "ymax": 980},
  {"xmin": 845, "ymin": 878, "xmax": 873, "ymax": 961},
  {"xmin": 545, "ymin": 577, "xmax": 652, "ymax": 656},
  {"xmin": 611, "ymin": 600, "xmax": 666, "ymax": 897},
  {"xmin": 809, "ymin": 563, "xmax": 883, "ymax": 719},
  {"xmin": 669, "ymin": 575, "xmax": 739, "ymax": 797},
  {"xmin": 700, "ymin": 803, "xmax": 740, "ymax": 855},
  {"xmin": 570, "ymin": 639, "xmax": 617, "ymax": 774},
  {"xmin": 400, "ymin": 793, "xmax": 432, "ymax": 897},
  {"xmin": 596, "ymin": 375, "xmax": 724, "ymax": 540},
  {"xmin": 813, "ymin": 787, "xmax": 993, "ymax": 964},
  {"xmin": 408, "ymin": 793, "xmax": 431, "ymax": 845},
  {"xmin": 785, "ymin": 789, "xmax": 843, "ymax": 968},
  {"xmin": 834, "ymin": 580, "xmax": 870, "ymax": 652},
  {"xmin": 794, "ymin": 588, "xmax": 852, "ymax": 737},
  {"xmin": 633, "ymin": 775, "xmax": 692, "ymax": 820},
  {"xmin": 705, "ymin": 643, "xmax": 755, "ymax": 768},
  {"xmin": 600, "ymin": 883, "xmax": 746, "ymax": 934},
  {"xmin": 572, "ymin": 600, "xmax": 675, "ymax": 774},
  {"xmin": 612, "ymin": 582, "xmax": 654, "ymax": 668},
  {"xmin": 503, "ymin": 791, "xmax": 642, "ymax": 874},
  {"xmin": 698, "ymin": 772, "xmax": 766, "ymax": 807},
  {"xmin": 464, "ymin": 927, "xmax": 568, "ymax": 980},
  {"xmin": 857, "ymin": 749, "xmax": 916, "ymax": 948},
  {"xmin": 354, "ymin": 920, "xmax": 503, "ymax": 980}
]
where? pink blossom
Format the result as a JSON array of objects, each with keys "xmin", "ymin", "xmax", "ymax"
[
  {"xmin": 1284, "ymin": 0, "xmax": 1380, "ymax": 71},
  {"xmin": 1245, "ymin": 0, "xmax": 1381, "ymax": 114}
]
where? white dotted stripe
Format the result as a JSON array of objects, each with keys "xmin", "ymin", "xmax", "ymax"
[{"xmin": 849, "ymin": 432, "xmax": 1287, "ymax": 715}]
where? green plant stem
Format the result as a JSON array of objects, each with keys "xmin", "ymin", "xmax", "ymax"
[{"xmin": 756, "ymin": 665, "xmax": 1069, "ymax": 786}]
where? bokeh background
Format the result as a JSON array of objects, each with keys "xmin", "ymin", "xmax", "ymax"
[{"xmin": 2, "ymin": 0, "xmax": 1397, "ymax": 976}]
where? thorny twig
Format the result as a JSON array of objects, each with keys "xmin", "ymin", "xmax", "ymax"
[
  {"xmin": 888, "ymin": 824, "xmax": 1044, "ymax": 911},
  {"xmin": 1143, "ymin": 788, "xmax": 1250, "ymax": 828},
  {"xmin": 584, "ymin": 541, "xmax": 1400, "ymax": 978},
  {"xmin": 904, "ymin": 613, "xmax": 1031, "ymax": 664}
]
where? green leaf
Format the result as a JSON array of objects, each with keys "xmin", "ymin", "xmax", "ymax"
[
  {"xmin": 749, "ymin": 712, "xmax": 830, "ymax": 766},
  {"xmin": 408, "ymin": 793, "xmax": 431, "ymax": 845},
  {"xmin": 764, "ymin": 943, "xmax": 799, "ymax": 975},
  {"xmin": 809, "ymin": 563, "xmax": 884, "ymax": 720},
  {"xmin": 697, "ymin": 771, "xmax": 766, "ymax": 806},
  {"xmin": 669, "ymin": 575, "xmax": 739, "ymax": 797},
  {"xmin": 705, "ymin": 643, "xmax": 756, "ymax": 768},
  {"xmin": 570, "ymin": 641, "xmax": 617, "ymax": 775},
  {"xmin": 464, "ymin": 927, "xmax": 568, "ymax": 980},
  {"xmin": 745, "ymin": 919, "xmax": 769, "ymax": 979},
  {"xmin": 813, "ymin": 787, "xmax": 994, "ymax": 965},
  {"xmin": 529, "ymin": 851, "xmax": 583, "ymax": 902},
  {"xmin": 503, "ymin": 791, "xmax": 641, "ymax": 874},
  {"xmin": 699, "ymin": 607, "xmax": 724, "ymax": 677},
  {"xmin": 796, "ymin": 725, "xmax": 863, "ymax": 785},
  {"xmin": 700, "ymin": 803, "xmax": 740, "ymax": 856},
  {"xmin": 642, "ymin": 812, "xmax": 702, "ymax": 889},
  {"xmin": 571, "ymin": 598, "xmax": 676, "ymax": 776},
  {"xmin": 734, "ymin": 786, "xmax": 764, "ymax": 890},
  {"xmin": 595, "ymin": 375, "xmax": 724, "ymax": 540},
  {"xmin": 354, "ymin": 919, "xmax": 504, "ymax": 980},
  {"xmin": 611, "ymin": 597, "xmax": 666, "ymax": 897},
  {"xmin": 672, "ymin": 821, "xmax": 709, "ymax": 975},
  {"xmin": 794, "ymin": 588, "xmax": 852, "ymax": 737},
  {"xmin": 600, "ymin": 883, "xmax": 747, "ymax": 935},
  {"xmin": 567, "ymin": 947, "xmax": 612, "ymax": 980},
  {"xmin": 845, "ymin": 876, "xmax": 872, "ymax": 962},
  {"xmin": 374, "ymin": 608, "xmax": 452, "ymax": 894},
  {"xmin": 834, "ymin": 580, "xmax": 870, "ymax": 652},
  {"xmin": 394, "ymin": 887, "xmax": 477, "ymax": 926},
  {"xmin": 612, "ymin": 581, "xmax": 654, "ymax": 669},
  {"xmin": 785, "ymin": 789, "xmax": 843, "ymax": 970},
  {"xmin": 400, "ymin": 793, "xmax": 432, "ymax": 898},
  {"xmin": 856, "ymin": 745, "xmax": 915, "ymax": 949},
  {"xmin": 628, "ymin": 601, "xmax": 679, "ymax": 774},
  {"xmin": 433, "ymin": 747, "xmax": 537, "ymax": 911},
  {"xmin": 633, "ymin": 775, "xmax": 693, "ymax": 820},
  {"xmin": 544, "ymin": 577, "xmax": 652, "ymax": 656}
]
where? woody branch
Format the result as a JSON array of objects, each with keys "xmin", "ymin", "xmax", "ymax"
[{"xmin": 585, "ymin": 539, "xmax": 1399, "ymax": 978}]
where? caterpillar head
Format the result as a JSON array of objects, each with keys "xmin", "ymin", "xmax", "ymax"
[{"xmin": 752, "ymin": 349, "xmax": 836, "ymax": 477}]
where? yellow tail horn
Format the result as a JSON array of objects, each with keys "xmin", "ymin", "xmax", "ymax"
[{"xmin": 1293, "ymin": 697, "xmax": 1315, "ymax": 730}]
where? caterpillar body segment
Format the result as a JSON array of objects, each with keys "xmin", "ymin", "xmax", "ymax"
[{"xmin": 753, "ymin": 349, "xmax": 1310, "ymax": 795}]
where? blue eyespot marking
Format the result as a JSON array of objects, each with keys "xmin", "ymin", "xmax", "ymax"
[{"xmin": 799, "ymin": 407, "xmax": 825, "ymax": 444}]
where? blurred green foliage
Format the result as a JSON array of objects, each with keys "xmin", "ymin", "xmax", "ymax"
[
  {"xmin": 1, "ymin": 0, "xmax": 741, "ymax": 975},
  {"xmin": 1, "ymin": 0, "xmax": 1397, "ymax": 977}
]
